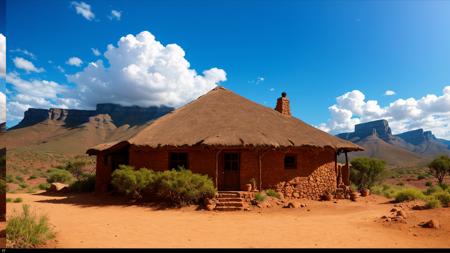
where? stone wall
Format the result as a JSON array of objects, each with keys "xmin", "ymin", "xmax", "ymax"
[{"xmin": 274, "ymin": 160, "xmax": 337, "ymax": 200}]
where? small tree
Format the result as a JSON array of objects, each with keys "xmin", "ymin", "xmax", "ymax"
[
  {"xmin": 61, "ymin": 160, "xmax": 88, "ymax": 180},
  {"xmin": 429, "ymin": 155, "xmax": 450, "ymax": 185},
  {"xmin": 350, "ymin": 157, "xmax": 386, "ymax": 190}
]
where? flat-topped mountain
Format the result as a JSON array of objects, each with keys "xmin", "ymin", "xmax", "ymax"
[
  {"xmin": 11, "ymin": 103, "xmax": 173, "ymax": 130},
  {"xmin": 2, "ymin": 103, "xmax": 174, "ymax": 154},
  {"xmin": 337, "ymin": 119, "xmax": 450, "ymax": 167}
]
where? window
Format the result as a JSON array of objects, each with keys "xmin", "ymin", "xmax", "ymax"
[
  {"xmin": 284, "ymin": 155, "xmax": 297, "ymax": 169},
  {"xmin": 224, "ymin": 153, "xmax": 240, "ymax": 171},
  {"xmin": 169, "ymin": 152, "xmax": 189, "ymax": 170}
]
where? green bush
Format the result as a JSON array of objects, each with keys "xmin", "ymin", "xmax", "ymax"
[
  {"xmin": 28, "ymin": 175, "xmax": 37, "ymax": 180},
  {"xmin": 425, "ymin": 198, "xmax": 441, "ymax": 209},
  {"xmin": 58, "ymin": 160, "xmax": 88, "ymax": 180},
  {"xmin": 425, "ymin": 181, "xmax": 433, "ymax": 187},
  {"xmin": 111, "ymin": 166, "xmax": 216, "ymax": 206},
  {"xmin": 6, "ymin": 174, "xmax": 15, "ymax": 183},
  {"xmin": 350, "ymin": 157, "xmax": 386, "ymax": 190},
  {"xmin": 46, "ymin": 169, "xmax": 74, "ymax": 184},
  {"xmin": 156, "ymin": 169, "xmax": 216, "ymax": 206},
  {"xmin": 13, "ymin": 198, "xmax": 23, "ymax": 203},
  {"xmin": 38, "ymin": 183, "xmax": 51, "ymax": 190},
  {"xmin": 394, "ymin": 188, "xmax": 425, "ymax": 203},
  {"xmin": 417, "ymin": 174, "xmax": 426, "ymax": 180},
  {"xmin": 424, "ymin": 185, "xmax": 445, "ymax": 195},
  {"xmin": 19, "ymin": 182, "xmax": 28, "ymax": 189},
  {"xmin": 69, "ymin": 174, "xmax": 96, "ymax": 192},
  {"xmin": 431, "ymin": 191, "xmax": 450, "ymax": 207},
  {"xmin": 265, "ymin": 189, "xmax": 280, "ymax": 199},
  {"xmin": 255, "ymin": 192, "xmax": 266, "ymax": 202},
  {"xmin": 6, "ymin": 198, "xmax": 12, "ymax": 203},
  {"xmin": 6, "ymin": 204, "xmax": 55, "ymax": 248},
  {"xmin": 15, "ymin": 175, "xmax": 24, "ymax": 182},
  {"xmin": 111, "ymin": 165, "xmax": 157, "ymax": 198}
]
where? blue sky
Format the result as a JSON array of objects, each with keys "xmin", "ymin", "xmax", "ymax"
[{"xmin": 2, "ymin": 0, "xmax": 450, "ymax": 138}]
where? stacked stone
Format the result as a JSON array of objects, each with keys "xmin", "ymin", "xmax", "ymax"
[{"xmin": 274, "ymin": 164, "xmax": 337, "ymax": 200}]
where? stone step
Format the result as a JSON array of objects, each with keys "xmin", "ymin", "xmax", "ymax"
[
  {"xmin": 214, "ymin": 206, "xmax": 243, "ymax": 211},
  {"xmin": 217, "ymin": 194, "xmax": 241, "ymax": 198},
  {"xmin": 216, "ymin": 198, "xmax": 243, "ymax": 202},
  {"xmin": 216, "ymin": 202, "xmax": 245, "ymax": 207}
]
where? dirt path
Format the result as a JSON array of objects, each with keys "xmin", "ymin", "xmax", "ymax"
[{"xmin": 6, "ymin": 192, "xmax": 450, "ymax": 248}]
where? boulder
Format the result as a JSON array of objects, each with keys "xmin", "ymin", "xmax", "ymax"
[
  {"xmin": 284, "ymin": 201, "xmax": 300, "ymax": 208},
  {"xmin": 420, "ymin": 220, "xmax": 440, "ymax": 229},
  {"xmin": 396, "ymin": 210, "xmax": 407, "ymax": 219},
  {"xmin": 206, "ymin": 204, "xmax": 215, "ymax": 211},
  {"xmin": 49, "ymin": 183, "xmax": 69, "ymax": 192}
]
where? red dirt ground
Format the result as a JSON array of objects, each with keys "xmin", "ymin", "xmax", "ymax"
[{"xmin": 5, "ymin": 192, "xmax": 450, "ymax": 248}]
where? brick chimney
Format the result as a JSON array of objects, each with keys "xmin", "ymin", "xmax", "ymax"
[{"xmin": 275, "ymin": 92, "xmax": 291, "ymax": 116}]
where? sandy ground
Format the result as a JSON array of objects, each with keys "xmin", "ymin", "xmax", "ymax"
[{"xmin": 5, "ymin": 192, "xmax": 450, "ymax": 248}]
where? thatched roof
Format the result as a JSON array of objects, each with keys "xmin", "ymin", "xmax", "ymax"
[{"xmin": 88, "ymin": 86, "xmax": 362, "ymax": 153}]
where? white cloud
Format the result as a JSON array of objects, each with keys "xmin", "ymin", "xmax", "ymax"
[
  {"xmin": 269, "ymin": 88, "xmax": 275, "ymax": 92},
  {"xmin": 71, "ymin": 1, "xmax": 95, "ymax": 21},
  {"xmin": 66, "ymin": 57, "xmax": 83, "ymax": 67},
  {"xmin": 56, "ymin": 65, "xmax": 65, "ymax": 73},
  {"xmin": 385, "ymin": 90, "xmax": 396, "ymax": 96},
  {"xmin": 109, "ymin": 10, "xmax": 122, "ymax": 20},
  {"xmin": 320, "ymin": 86, "xmax": 450, "ymax": 139},
  {"xmin": 0, "ymin": 34, "xmax": 5, "ymax": 77},
  {"xmin": 13, "ymin": 57, "xmax": 44, "ymax": 73},
  {"xmin": 248, "ymin": 76, "xmax": 264, "ymax": 84},
  {"xmin": 68, "ymin": 31, "xmax": 227, "ymax": 108},
  {"xmin": 0, "ymin": 92, "xmax": 6, "ymax": 123},
  {"xmin": 91, "ymin": 48, "xmax": 101, "ymax": 56},
  {"xmin": 10, "ymin": 48, "xmax": 36, "ymax": 60},
  {"xmin": 5, "ymin": 73, "xmax": 73, "ymax": 121}
]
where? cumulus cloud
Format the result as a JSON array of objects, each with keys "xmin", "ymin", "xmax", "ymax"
[
  {"xmin": 0, "ymin": 34, "xmax": 5, "ymax": 77},
  {"xmin": 385, "ymin": 90, "xmax": 396, "ymax": 96},
  {"xmin": 319, "ymin": 86, "xmax": 450, "ymax": 139},
  {"xmin": 0, "ymin": 92, "xmax": 5, "ymax": 123},
  {"xmin": 68, "ymin": 31, "xmax": 226, "ymax": 107},
  {"xmin": 13, "ymin": 57, "xmax": 44, "ymax": 73},
  {"xmin": 71, "ymin": 1, "xmax": 95, "ymax": 21},
  {"xmin": 91, "ymin": 48, "xmax": 100, "ymax": 56},
  {"xmin": 5, "ymin": 72, "xmax": 73, "ymax": 121},
  {"xmin": 109, "ymin": 10, "xmax": 122, "ymax": 20},
  {"xmin": 66, "ymin": 57, "xmax": 83, "ymax": 67}
]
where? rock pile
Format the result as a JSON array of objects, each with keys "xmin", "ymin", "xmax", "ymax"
[
  {"xmin": 274, "ymin": 165, "xmax": 336, "ymax": 200},
  {"xmin": 381, "ymin": 207, "xmax": 408, "ymax": 223}
]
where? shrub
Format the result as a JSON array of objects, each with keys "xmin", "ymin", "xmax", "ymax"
[
  {"xmin": 13, "ymin": 198, "xmax": 23, "ymax": 203},
  {"xmin": 15, "ymin": 176, "xmax": 24, "ymax": 182},
  {"xmin": 432, "ymin": 191, "xmax": 450, "ymax": 207},
  {"xmin": 111, "ymin": 165, "xmax": 157, "ymax": 198},
  {"xmin": 6, "ymin": 174, "xmax": 15, "ymax": 183},
  {"xmin": 396, "ymin": 182, "xmax": 405, "ymax": 186},
  {"xmin": 6, "ymin": 204, "xmax": 55, "ymax": 248},
  {"xmin": 425, "ymin": 181, "xmax": 433, "ymax": 187},
  {"xmin": 255, "ymin": 192, "xmax": 266, "ymax": 202},
  {"xmin": 58, "ymin": 160, "xmax": 88, "ymax": 180},
  {"xmin": 425, "ymin": 198, "xmax": 441, "ymax": 209},
  {"xmin": 265, "ymin": 189, "xmax": 280, "ymax": 199},
  {"xmin": 417, "ymin": 174, "xmax": 426, "ymax": 180},
  {"xmin": 111, "ymin": 166, "xmax": 216, "ymax": 206},
  {"xmin": 6, "ymin": 198, "xmax": 12, "ymax": 203},
  {"xmin": 28, "ymin": 175, "xmax": 37, "ymax": 180},
  {"xmin": 350, "ymin": 157, "xmax": 386, "ymax": 190},
  {"xmin": 46, "ymin": 169, "xmax": 74, "ymax": 184},
  {"xmin": 394, "ymin": 188, "xmax": 425, "ymax": 203},
  {"xmin": 69, "ymin": 174, "xmax": 96, "ymax": 193},
  {"xmin": 26, "ymin": 187, "xmax": 38, "ymax": 194},
  {"xmin": 156, "ymin": 169, "xmax": 216, "ymax": 206},
  {"xmin": 38, "ymin": 183, "xmax": 51, "ymax": 190},
  {"xmin": 19, "ymin": 182, "xmax": 28, "ymax": 189},
  {"xmin": 428, "ymin": 155, "xmax": 450, "ymax": 185}
]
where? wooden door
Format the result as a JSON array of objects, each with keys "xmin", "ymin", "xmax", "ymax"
[{"xmin": 222, "ymin": 152, "xmax": 240, "ymax": 190}]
